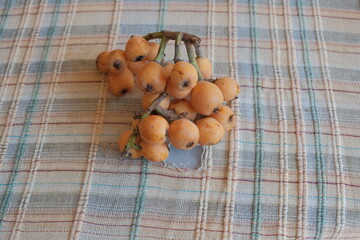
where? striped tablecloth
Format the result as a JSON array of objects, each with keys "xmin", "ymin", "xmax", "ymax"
[{"xmin": 0, "ymin": 0, "xmax": 359, "ymax": 239}]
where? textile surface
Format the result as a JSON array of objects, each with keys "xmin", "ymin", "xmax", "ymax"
[{"xmin": 0, "ymin": 0, "xmax": 359, "ymax": 239}]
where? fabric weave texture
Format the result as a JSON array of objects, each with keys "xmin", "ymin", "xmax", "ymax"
[{"xmin": 0, "ymin": 0, "xmax": 359, "ymax": 239}]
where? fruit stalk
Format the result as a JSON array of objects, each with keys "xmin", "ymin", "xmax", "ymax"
[
  {"xmin": 185, "ymin": 43, "xmax": 204, "ymax": 81},
  {"xmin": 173, "ymin": 32, "xmax": 183, "ymax": 63},
  {"xmin": 143, "ymin": 30, "xmax": 201, "ymax": 45},
  {"xmin": 155, "ymin": 107, "xmax": 187, "ymax": 122},
  {"xmin": 193, "ymin": 43, "xmax": 203, "ymax": 58},
  {"xmin": 124, "ymin": 92, "xmax": 169, "ymax": 156},
  {"xmin": 154, "ymin": 36, "xmax": 168, "ymax": 64}
]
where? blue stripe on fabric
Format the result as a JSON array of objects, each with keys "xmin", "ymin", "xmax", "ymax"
[
  {"xmin": 1, "ymin": 182, "xmax": 360, "ymax": 202},
  {"xmin": 0, "ymin": 0, "xmax": 63, "ymax": 230},
  {"xmin": 297, "ymin": 0, "xmax": 326, "ymax": 238},
  {"xmin": 6, "ymin": 133, "xmax": 360, "ymax": 150},
  {"xmin": 1, "ymin": 25, "xmax": 359, "ymax": 45},
  {"xmin": 250, "ymin": 1, "xmax": 264, "ymax": 239},
  {"xmin": 0, "ymin": 0, "xmax": 12, "ymax": 38}
]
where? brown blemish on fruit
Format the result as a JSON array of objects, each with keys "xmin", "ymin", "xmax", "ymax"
[
  {"xmin": 113, "ymin": 60, "xmax": 122, "ymax": 70},
  {"xmin": 186, "ymin": 142, "xmax": 194, "ymax": 148},
  {"xmin": 121, "ymin": 89, "xmax": 128, "ymax": 94}
]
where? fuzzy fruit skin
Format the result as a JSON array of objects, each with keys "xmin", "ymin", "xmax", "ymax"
[
  {"xmin": 163, "ymin": 62, "xmax": 174, "ymax": 79},
  {"xmin": 96, "ymin": 51, "xmax": 110, "ymax": 73},
  {"xmin": 196, "ymin": 57, "xmax": 212, "ymax": 79},
  {"xmin": 169, "ymin": 119, "xmax": 199, "ymax": 150},
  {"xmin": 138, "ymin": 62, "xmax": 167, "ymax": 94},
  {"xmin": 108, "ymin": 49, "xmax": 128, "ymax": 73},
  {"xmin": 210, "ymin": 105, "xmax": 236, "ymax": 131},
  {"xmin": 118, "ymin": 129, "xmax": 142, "ymax": 158},
  {"xmin": 196, "ymin": 117, "xmax": 225, "ymax": 146},
  {"xmin": 107, "ymin": 68, "xmax": 134, "ymax": 97},
  {"xmin": 168, "ymin": 99, "xmax": 197, "ymax": 121},
  {"xmin": 138, "ymin": 115, "xmax": 169, "ymax": 145},
  {"xmin": 140, "ymin": 142, "xmax": 169, "ymax": 162},
  {"xmin": 190, "ymin": 81, "xmax": 224, "ymax": 116},
  {"xmin": 214, "ymin": 77, "xmax": 240, "ymax": 101},
  {"xmin": 125, "ymin": 36, "xmax": 149, "ymax": 62},
  {"xmin": 146, "ymin": 42, "xmax": 160, "ymax": 61},
  {"xmin": 142, "ymin": 93, "xmax": 170, "ymax": 110},
  {"xmin": 170, "ymin": 61, "xmax": 198, "ymax": 91},
  {"xmin": 128, "ymin": 59, "xmax": 148, "ymax": 75},
  {"xmin": 166, "ymin": 80, "xmax": 191, "ymax": 99}
]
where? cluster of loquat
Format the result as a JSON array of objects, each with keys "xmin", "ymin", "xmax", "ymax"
[{"xmin": 95, "ymin": 31, "xmax": 240, "ymax": 163}]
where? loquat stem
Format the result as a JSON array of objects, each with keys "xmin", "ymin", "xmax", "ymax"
[
  {"xmin": 154, "ymin": 107, "xmax": 188, "ymax": 122},
  {"xmin": 174, "ymin": 32, "xmax": 183, "ymax": 63},
  {"xmin": 185, "ymin": 43, "xmax": 204, "ymax": 81},
  {"xmin": 143, "ymin": 30, "xmax": 201, "ymax": 45},
  {"xmin": 154, "ymin": 36, "xmax": 168, "ymax": 64},
  {"xmin": 124, "ymin": 92, "xmax": 169, "ymax": 157},
  {"xmin": 193, "ymin": 43, "xmax": 204, "ymax": 58}
]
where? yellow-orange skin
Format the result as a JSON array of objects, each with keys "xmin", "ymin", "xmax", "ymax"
[
  {"xmin": 108, "ymin": 49, "xmax": 128, "ymax": 73},
  {"xmin": 196, "ymin": 57, "xmax": 212, "ymax": 79},
  {"xmin": 128, "ymin": 59, "xmax": 148, "ymax": 75},
  {"xmin": 96, "ymin": 51, "xmax": 110, "ymax": 73},
  {"xmin": 196, "ymin": 117, "xmax": 225, "ymax": 146},
  {"xmin": 210, "ymin": 105, "xmax": 236, "ymax": 131},
  {"xmin": 138, "ymin": 115, "xmax": 169, "ymax": 145},
  {"xmin": 190, "ymin": 81, "xmax": 224, "ymax": 116},
  {"xmin": 146, "ymin": 42, "xmax": 160, "ymax": 61},
  {"xmin": 107, "ymin": 68, "xmax": 134, "ymax": 97},
  {"xmin": 166, "ymin": 81, "xmax": 191, "ymax": 99},
  {"xmin": 168, "ymin": 99, "xmax": 197, "ymax": 121},
  {"xmin": 140, "ymin": 141, "xmax": 169, "ymax": 162},
  {"xmin": 169, "ymin": 119, "xmax": 199, "ymax": 150},
  {"xmin": 163, "ymin": 62, "xmax": 174, "ymax": 79},
  {"xmin": 125, "ymin": 36, "xmax": 149, "ymax": 62},
  {"xmin": 142, "ymin": 93, "xmax": 171, "ymax": 110},
  {"xmin": 214, "ymin": 77, "xmax": 240, "ymax": 101},
  {"xmin": 138, "ymin": 62, "xmax": 167, "ymax": 94},
  {"xmin": 118, "ymin": 129, "xmax": 142, "ymax": 158},
  {"xmin": 170, "ymin": 61, "xmax": 198, "ymax": 91}
]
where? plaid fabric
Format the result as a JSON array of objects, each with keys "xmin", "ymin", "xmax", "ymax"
[{"xmin": 0, "ymin": 0, "xmax": 359, "ymax": 239}]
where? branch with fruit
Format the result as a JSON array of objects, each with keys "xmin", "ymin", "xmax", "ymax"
[{"xmin": 95, "ymin": 30, "xmax": 240, "ymax": 163}]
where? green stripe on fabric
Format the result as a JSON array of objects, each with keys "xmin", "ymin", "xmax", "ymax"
[
  {"xmin": 129, "ymin": 160, "xmax": 150, "ymax": 240},
  {"xmin": 250, "ymin": 0, "xmax": 264, "ymax": 239},
  {"xmin": 0, "ymin": 0, "xmax": 12, "ymax": 38},
  {"xmin": 297, "ymin": 0, "xmax": 326, "ymax": 238},
  {"xmin": 0, "ymin": 0, "xmax": 63, "ymax": 230},
  {"xmin": 129, "ymin": 1, "xmax": 167, "ymax": 239}
]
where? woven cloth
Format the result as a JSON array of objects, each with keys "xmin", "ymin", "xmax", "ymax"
[{"xmin": 0, "ymin": 0, "xmax": 359, "ymax": 239}]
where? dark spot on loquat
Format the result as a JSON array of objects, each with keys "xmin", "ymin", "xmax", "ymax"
[
  {"xmin": 182, "ymin": 80, "xmax": 190, "ymax": 87},
  {"xmin": 121, "ymin": 89, "xmax": 128, "ymax": 94},
  {"xmin": 145, "ymin": 84, "xmax": 153, "ymax": 92},
  {"xmin": 186, "ymin": 142, "xmax": 194, "ymax": 148},
  {"xmin": 229, "ymin": 114, "xmax": 235, "ymax": 122},
  {"xmin": 135, "ymin": 56, "xmax": 144, "ymax": 62},
  {"xmin": 113, "ymin": 60, "xmax": 122, "ymax": 70}
]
